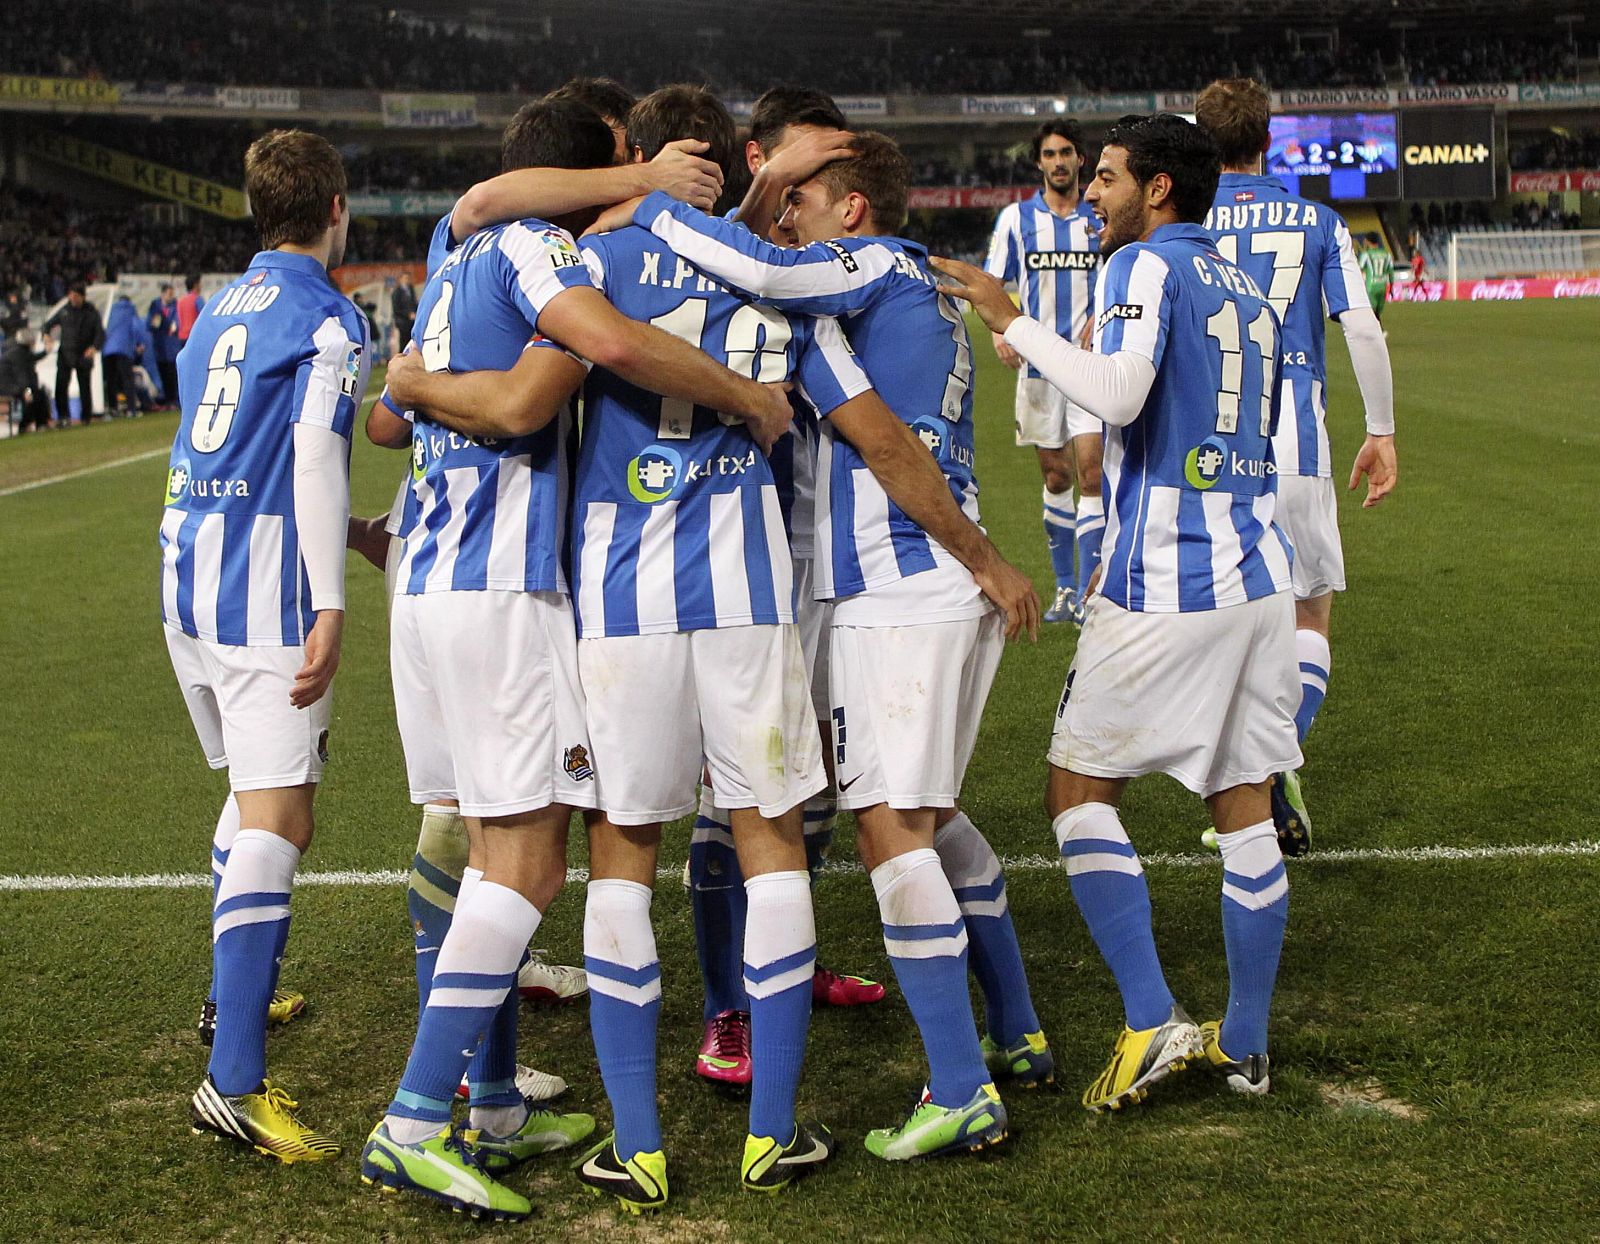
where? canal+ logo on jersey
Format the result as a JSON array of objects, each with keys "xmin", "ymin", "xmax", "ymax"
[
  {"xmin": 1184, "ymin": 437, "xmax": 1229, "ymax": 490},
  {"xmin": 627, "ymin": 444, "xmax": 684, "ymax": 503}
]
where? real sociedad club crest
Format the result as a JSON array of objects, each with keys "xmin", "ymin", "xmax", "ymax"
[
  {"xmin": 563, "ymin": 744, "xmax": 594, "ymax": 781},
  {"xmin": 1184, "ymin": 437, "xmax": 1229, "ymax": 490}
]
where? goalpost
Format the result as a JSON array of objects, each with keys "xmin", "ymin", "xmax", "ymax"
[{"xmin": 1447, "ymin": 230, "xmax": 1600, "ymax": 300}]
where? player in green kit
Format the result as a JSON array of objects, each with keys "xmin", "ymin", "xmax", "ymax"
[{"xmin": 1358, "ymin": 233, "xmax": 1393, "ymax": 326}]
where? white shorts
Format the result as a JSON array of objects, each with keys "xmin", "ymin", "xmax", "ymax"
[
  {"xmin": 164, "ymin": 625, "xmax": 331, "ymax": 792},
  {"xmin": 793, "ymin": 557, "xmax": 832, "ymax": 720},
  {"xmin": 1014, "ymin": 376, "xmax": 1069, "ymax": 449},
  {"xmin": 390, "ymin": 590, "xmax": 597, "ymax": 817},
  {"xmin": 829, "ymin": 611, "xmax": 1004, "ymax": 811},
  {"xmin": 1065, "ymin": 400, "xmax": 1103, "ymax": 443},
  {"xmin": 1276, "ymin": 475, "xmax": 1346, "ymax": 599},
  {"xmin": 579, "ymin": 624, "xmax": 824, "ymax": 826},
  {"xmin": 1050, "ymin": 593, "xmax": 1302, "ymax": 798}
]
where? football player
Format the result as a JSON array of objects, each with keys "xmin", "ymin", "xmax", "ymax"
[
  {"xmin": 622, "ymin": 131, "xmax": 1051, "ymax": 1160},
  {"xmin": 938, "ymin": 113, "xmax": 1300, "ymax": 1110},
  {"xmin": 363, "ymin": 97, "xmax": 793, "ymax": 1221},
  {"xmin": 167, "ymin": 130, "xmax": 370, "ymax": 1161},
  {"xmin": 985, "ymin": 120, "xmax": 1105, "ymax": 623},
  {"xmin": 1197, "ymin": 79, "xmax": 1397, "ymax": 852}
]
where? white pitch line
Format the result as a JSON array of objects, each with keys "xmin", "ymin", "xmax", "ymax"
[
  {"xmin": 3, "ymin": 839, "xmax": 1597, "ymax": 895},
  {"xmin": 0, "ymin": 446, "xmax": 168, "ymax": 498}
]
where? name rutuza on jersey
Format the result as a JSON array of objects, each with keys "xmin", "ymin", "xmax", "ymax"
[
  {"xmin": 986, "ymin": 193, "xmax": 1100, "ymax": 376},
  {"xmin": 571, "ymin": 227, "xmax": 869, "ymax": 638},
  {"xmin": 632, "ymin": 192, "xmax": 982, "ymax": 610},
  {"xmin": 1204, "ymin": 173, "xmax": 1369, "ymax": 477},
  {"xmin": 160, "ymin": 249, "xmax": 369, "ymax": 646},
  {"xmin": 394, "ymin": 217, "xmax": 593, "ymax": 598},
  {"xmin": 1093, "ymin": 223, "xmax": 1294, "ymax": 614}
]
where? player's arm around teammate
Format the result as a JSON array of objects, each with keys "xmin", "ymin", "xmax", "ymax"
[
  {"xmin": 942, "ymin": 116, "xmax": 1302, "ymax": 1113},
  {"xmin": 384, "ymin": 289, "xmax": 792, "ymax": 450}
]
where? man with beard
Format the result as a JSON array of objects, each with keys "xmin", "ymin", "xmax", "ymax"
[
  {"xmin": 985, "ymin": 121, "xmax": 1104, "ymax": 623},
  {"xmin": 936, "ymin": 113, "xmax": 1300, "ymax": 1112}
]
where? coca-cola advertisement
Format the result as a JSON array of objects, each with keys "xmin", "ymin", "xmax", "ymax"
[
  {"xmin": 1465, "ymin": 277, "xmax": 1600, "ymax": 300},
  {"xmin": 905, "ymin": 187, "xmax": 1032, "ymax": 210},
  {"xmin": 1387, "ymin": 277, "xmax": 1600, "ymax": 301},
  {"xmin": 1508, "ymin": 170, "xmax": 1600, "ymax": 194}
]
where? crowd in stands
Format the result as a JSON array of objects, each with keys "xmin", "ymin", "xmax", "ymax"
[
  {"xmin": 0, "ymin": 185, "xmax": 421, "ymax": 311},
  {"xmin": 9, "ymin": 0, "xmax": 1588, "ymax": 97},
  {"xmin": 1509, "ymin": 127, "xmax": 1600, "ymax": 171}
]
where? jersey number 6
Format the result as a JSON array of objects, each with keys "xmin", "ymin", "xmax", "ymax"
[{"xmin": 191, "ymin": 324, "xmax": 249, "ymax": 453}]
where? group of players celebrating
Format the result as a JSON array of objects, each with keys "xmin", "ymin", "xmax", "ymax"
[{"xmin": 158, "ymin": 71, "xmax": 1395, "ymax": 1220}]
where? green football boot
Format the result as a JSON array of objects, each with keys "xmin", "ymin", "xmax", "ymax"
[
  {"xmin": 467, "ymin": 1106, "xmax": 596, "ymax": 1173},
  {"xmin": 864, "ymin": 1083, "xmax": 1008, "ymax": 1161},
  {"xmin": 981, "ymin": 1030, "xmax": 1056, "ymax": 1088},
  {"xmin": 741, "ymin": 1121, "xmax": 835, "ymax": 1192},
  {"xmin": 574, "ymin": 1132, "xmax": 669, "ymax": 1214},
  {"xmin": 1270, "ymin": 770, "xmax": 1313, "ymax": 856},
  {"xmin": 360, "ymin": 1120, "xmax": 531, "ymax": 1222}
]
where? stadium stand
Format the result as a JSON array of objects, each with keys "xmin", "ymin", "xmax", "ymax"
[{"xmin": 6, "ymin": 0, "xmax": 1588, "ymax": 95}]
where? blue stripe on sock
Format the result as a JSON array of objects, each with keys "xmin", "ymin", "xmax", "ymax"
[
  {"xmin": 744, "ymin": 945, "xmax": 816, "ymax": 984},
  {"xmin": 411, "ymin": 853, "xmax": 462, "ymax": 899},
  {"xmin": 212, "ymin": 890, "xmax": 291, "ymax": 919},
  {"xmin": 584, "ymin": 956, "xmax": 662, "ymax": 988},
  {"xmin": 1224, "ymin": 862, "xmax": 1287, "ymax": 894},
  {"xmin": 952, "ymin": 876, "xmax": 1006, "ymax": 904},
  {"xmin": 431, "ymin": 970, "xmax": 511, "ymax": 992},
  {"xmin": 1299, "ymin": 661, "xmax": 1330, "ymax": 680},
  {"xmin": 882, "ymin": 917, "xmax": 967, "ymax": 941},
  {"xmin": 1059, "ymin": 837, "xmax": 1138, "ymax": 859}
]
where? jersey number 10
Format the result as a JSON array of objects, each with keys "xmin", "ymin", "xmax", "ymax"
[{"xmin": 649, "ymin": 298, "xmax": 792, "ymax": 439}]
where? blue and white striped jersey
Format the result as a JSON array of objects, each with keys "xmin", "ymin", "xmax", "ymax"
[
  {"xmin": 160, "ymin": 250, "xmax": 369, "ymax": 646},
  {"xmin": 570, "ymin": 225, "xmax": 870, "ymax": 638},
  {"xmin": 394, "ymin": 218, "xmax": 594, "ymax": 596},
  {"xmin": 631, "ymin": 192, "xmax": 981, "ymax": 612},
  {"xmin": 985, "ymin": 193, "xmax": 1100, "ymax": 374},
  {"xmin": 1203, "ymin": 173, "xmax": 1368, "ymax": 477},
  {"xmin": 1093, "ymin": 223, "xmax": 1294, "ymax": 614}
]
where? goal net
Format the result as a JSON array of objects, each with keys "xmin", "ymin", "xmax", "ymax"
[{"xmin": 1448, "ymin": 229, "xmax": 1600, "ymax": 296}]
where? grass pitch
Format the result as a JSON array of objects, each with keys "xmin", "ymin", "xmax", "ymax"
[{"xmin": 2, "ymin": 300, "xmax": 1597, "ymax": 1243}]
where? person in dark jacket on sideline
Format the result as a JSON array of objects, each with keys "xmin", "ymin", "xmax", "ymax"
[
  {"xmin": 0, "ymin": 329, "xmax": 51, "ymax": 433},
  {"xmin": 43, "ymin": 283, "xmax": 103, "ymax": 425}
]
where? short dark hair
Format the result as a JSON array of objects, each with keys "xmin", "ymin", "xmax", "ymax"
[
  {"xmin": 185, "ymin": 273, "xmax": 201, "ymax": 291},
  {"xmin": 244, "ymin": 129, "xmax": 347, "ymax": 250},
  {"xmin": 501, "ymin": 98, "xmax": 615, "ymax": 174},
  {"xmin": 68, "ymin": 282, "xmax": 86, "ymax": 296},
  {"xmin": 814, "ymin": 131, "xmax": 909, "ymax": 234},
  {"xmin": 749, "ymin": 87, "xmax": 847, "ymax": 156},
  {"xmin": 1366, "ymin": 231, "xmax": 1382, "ymax": 245},
  {"xmin": 627, "ymin": 84, "xmax": 739, "ymax": 186},
  {"xmin": 1194, "ymin": 78, "xmax": 1271, "ymax": 169},
  {"xmin": 1103, "ymin": 113, "xmax": 1221, "ymax": 225},
  {"xmin": 546, "ymin": 76, "xmax": 636, "ymax": 129},
  {"xmin": 1030, "ymin": 119, "xmax": 1087, "ymax": 162},
  {"xmin": 160, "ymin": 282, "xmax": 174, "ymax": 294}
]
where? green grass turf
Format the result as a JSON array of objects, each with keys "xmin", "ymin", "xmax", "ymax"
[{"xmin": 1, "ymin": 300, "xmax": 1597, "ymax": 1241}]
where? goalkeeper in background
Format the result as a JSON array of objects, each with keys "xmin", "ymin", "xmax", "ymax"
[{"xmin": 1359, "ymin": 233, "xmax": 1393, "ymax": 327}]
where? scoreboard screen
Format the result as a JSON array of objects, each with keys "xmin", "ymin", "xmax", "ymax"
[{"xmin": 1267, "ymin": 113, "xmax": 1400, "ymax": 201}]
